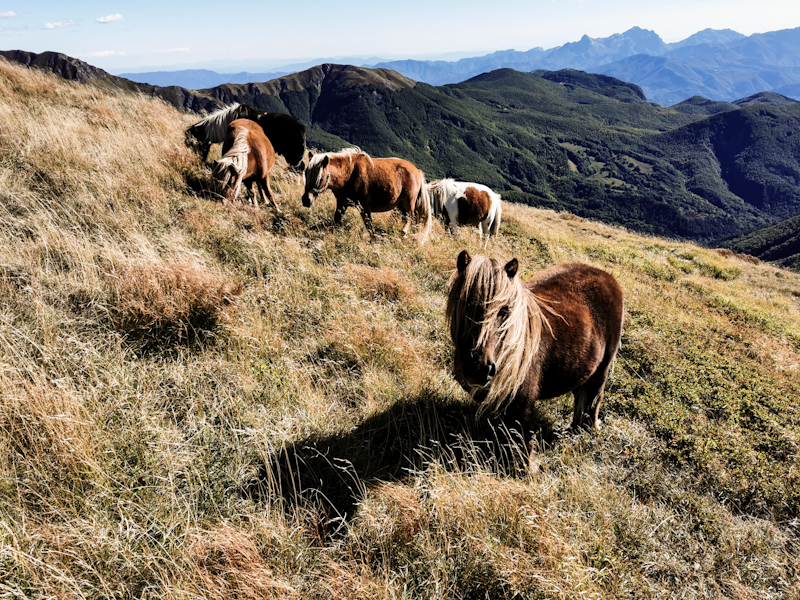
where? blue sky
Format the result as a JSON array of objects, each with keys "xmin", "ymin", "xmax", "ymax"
[{"xmin": 2, "ymin": 0, "xmax": 800, "ymax": 73}]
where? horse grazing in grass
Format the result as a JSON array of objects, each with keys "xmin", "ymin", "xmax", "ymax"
[
  {"xmin": 428, "ymin": 179, "xmax": 502, "ymax": 247},
  {"xmin": 185, "ymin": 103, "xmax": 306, "ymax": 169},
  {"xmin": 302, "ymin": 148, "xmax": 432, "ymax": 243},
  {"xmin": 212, "ymin": 119, "xmax": 280, "ymax": 212},
  {"xmin": 446, "ymin": 251, "xmax": 624, "ymax": 470}
]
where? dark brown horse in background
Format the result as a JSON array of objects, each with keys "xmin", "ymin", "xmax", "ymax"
[
  {"xmin": 185, "ymin": 103, "xmax": 306, "ymax": 169},
  {"xmin": 301, "ymin": 148, "xmax": 432, "ymax": 243},
  {"xmin": 446, "ymin": 251, "xmax": 624, "ymax": 469},
  {"xmin": 212, "ymin": 119, "xmax": 280, "ymax": 212}
]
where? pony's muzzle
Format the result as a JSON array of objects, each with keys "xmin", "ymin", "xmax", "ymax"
[
  {"xmin": 301, "ymin": 193, "xmax": 314, "ymax": 208},
  {"xmin": 467, "ymin": 352, "xmax": 496, "ymax": 386}
]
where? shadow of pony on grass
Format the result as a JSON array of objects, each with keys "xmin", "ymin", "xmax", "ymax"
[{"xmin": 242, "ymin": 390, "xmax": 559, "ymax": 541}]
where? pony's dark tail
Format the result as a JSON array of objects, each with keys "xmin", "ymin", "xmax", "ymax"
[{"xmin": 212, "ymin": 129, "xmax": 249, "ymax": 202}]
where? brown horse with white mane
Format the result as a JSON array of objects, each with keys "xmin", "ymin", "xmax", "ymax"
[
  {"xmin": 212, "ymin": 119, "xmax": 280, "ymax": 212},
  {"xmin": 446, "ymin": 251, "xmax": 624, "ymax": 468},
  {"xmin": 302, "ymin": 148, "xmax": 432, "ymax": 243}
]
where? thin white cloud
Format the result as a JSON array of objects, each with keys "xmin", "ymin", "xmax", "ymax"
[
  {"xmin": 96, "ymin": 14, "xmax": 123, "ymax": 24},
  {"xmin": 0, "ymin": 11, "xmax": 17, "ymax": 19},
  {"xmin": 44, "ymin": 20, "xmax": 75, "ymax": 29},
  {"xmin": 87, "ymin": 50, "xmax": 126, "ymax": 57},
  {"xmin": 157, "ymin": 48, "xmax": 190, "ymax": 54}
]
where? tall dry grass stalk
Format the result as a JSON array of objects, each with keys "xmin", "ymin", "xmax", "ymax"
[{"xmin": 0, "ymin": 57, "xmax": 798, "ymax": 598}]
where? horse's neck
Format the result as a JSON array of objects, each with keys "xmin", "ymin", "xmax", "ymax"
[{"xmin": 329, "ymin": 155, "xmax": 357, "ymax": 186}]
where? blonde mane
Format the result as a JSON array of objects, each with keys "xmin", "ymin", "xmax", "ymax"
[
  {"xmin": 446, "ymin": 255, "xmax": 548, "ymax": 416},
  {"xmin": 212, "ymin": 127, "xmax": 250, "ymax": 198},
  {"xmin": 305, "ymin": 147, "xmax": 373, "ymax": 190},
  {"xmin": 427, "ymin": 178, "xmax": 456, "ymax": 216},
  {"xmin": 197, "ymin": 103, "xmax": 249, "ymax": 143}
]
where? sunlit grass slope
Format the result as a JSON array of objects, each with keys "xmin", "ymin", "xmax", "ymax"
[{"xmin": 0, "ymin": 58, "xmax": 798, "ymax": 599}]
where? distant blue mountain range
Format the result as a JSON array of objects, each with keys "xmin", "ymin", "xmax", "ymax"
[
  {"xmin": 119, "ymin": 26, "xmax": 800, "ymax": 105},
  {"xmin": 118, "ymin": 69, "xmax": 292, "ymax": 90}
]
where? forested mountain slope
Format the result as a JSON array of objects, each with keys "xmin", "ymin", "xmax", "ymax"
[{"xmin": 5, "ymin": 51, "xmax": 800, "ymax": 249}]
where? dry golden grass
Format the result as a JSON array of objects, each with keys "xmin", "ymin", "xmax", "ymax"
[{"xmin": 0, "ymin": 57, "xmax": 799, "ymax": 599}]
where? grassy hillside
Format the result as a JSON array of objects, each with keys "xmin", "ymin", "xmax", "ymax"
[
  {"xmin": 723, "ymin": 213, "xmax": 800, "ymax": 270},
  {"xmin": 1, "ymin": 58, "xmax": 799, "ymax": 598}
]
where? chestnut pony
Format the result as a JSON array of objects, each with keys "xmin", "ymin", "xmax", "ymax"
[
  {"xmin": 302, "ymin": 148, "xmax": 432, "ymax": 243},
  {"xmin": 212, "ymin": 119, "xmax": 280, "ymax": 212},
  {"xmin": 428, "ymin": 179, "xmax": 502, "ymax": 247},
  {"xmin": 185, "ymin": 103, "xmax": 307, "ymax": 169},
  {"xmin": 446, "ymin": 251, "xmax": 624, "ymax": 466}
]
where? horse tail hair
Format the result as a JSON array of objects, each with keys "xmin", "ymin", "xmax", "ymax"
[
  {"xmin": 212, "ymin": 128, "xmax": 250, "ymax": 201},
  {"xmin": 490, "ymin": 194, "xmax": 502, "ymax": 238},
  {"xmin": 416, "ymin": 171, "xmax": 433, "ymax": 244},
  {"xmin": 427, "ymin": 179, "xmax": 442, "ymax": 217}
]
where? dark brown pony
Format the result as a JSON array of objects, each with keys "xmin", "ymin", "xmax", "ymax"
[
  {"xmin": 212, "ymin": 119, "xmax": 280, "ymax": 212},
  {"xmin": 301, "ymin": 148, "xmax": 432, "ymax": 243},
  {"xmin": 446, "ymin": 251, "xmax": 624, "ymax": 466},
  {"xmin": 185, "ymin": 103, "xmax": 307, "ymax": 169}
]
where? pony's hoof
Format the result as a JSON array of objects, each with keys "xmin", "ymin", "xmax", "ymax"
[
  {"xmin": 527, "ymin": 440, "xmax": 542, "ymax": 475},
  {"xmin": 528, "ymin": 453, "xmax": 541, "ymax": 476}
]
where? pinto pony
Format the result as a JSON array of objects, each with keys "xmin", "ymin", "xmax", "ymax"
[
  {"xmin": 302, "ymin": 148, "xmax": 432, "ymax": 243},
  {"xmin": 212, "ymin": 119, "xmax": 280, "ymax": 212},
  {"xmin": 185, "ymin": 103, "xmax": 307, "ymax": 169},
  {"xmin": 428, "ymin": 179, "xmax": 502, "ymax": 246},
  {"xmin": 446, "ymin": 251, "xmax": 624, "ymax": 467}
]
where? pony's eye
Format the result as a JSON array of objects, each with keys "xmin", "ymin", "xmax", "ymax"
[{"xmin": 498, "ymin": 307, "xmax": 510, "ymax": 320}]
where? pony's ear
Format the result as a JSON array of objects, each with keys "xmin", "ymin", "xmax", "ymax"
[
  {"xmin": 321, "ymin": 155, "xmax": 329, "ymax": 167},
  {"xmin": 457, "ymin": 250, "xmax": 471, "ymax": 273},
  {"xmin": 504, "ymin": 258, "xmax": 519, "ymax": 279}
]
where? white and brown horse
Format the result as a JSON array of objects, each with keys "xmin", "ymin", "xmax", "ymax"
[
  {"xmin": 446, "ymin": 251, "xmax": 624, "ymax": 467},
  {"xmin": 185, "ymin": 103, "xmax": 307, "ymax": 169},
  {"xmin": 302, "ymin": 148, "xmax": 432, "ymax": 243},
  {"xmin": 212, "ymin": 119, "xmax": 280, "ymax": 212},
  {"xmin": 428, "ymin": 179, "xmax": 502, "ymax": 246}
]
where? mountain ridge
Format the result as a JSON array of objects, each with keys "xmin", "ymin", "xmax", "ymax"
[{"xmin": 100, "ymin": 26, "xmax": 800, "ymax": 106}]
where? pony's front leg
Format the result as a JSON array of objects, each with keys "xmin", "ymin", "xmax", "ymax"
[
  {"xmin": 443, "ymin": 211, "xmax": 457, "ymax": 236},
  {"xmin": 244, "ymin": 180, "xmax": 258, "ymax": 208},
  {"xmin": 223, "ymin": 185, "xmax": 236, "ymax": 206},
  {"xmin": 333, "ymin": 196, "xmax": 348, "ymax": 224},
  {"xmin": 360, "ymin": 209, "xmax": 377, "ymax": 241}
]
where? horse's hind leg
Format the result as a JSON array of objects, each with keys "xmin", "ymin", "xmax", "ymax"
[
  {"xmin": 571, "ymin": 370, "xmax": 610, "ymax": 431},
  {"xmin": 401, "ymin": 209, "xmax": 412, "ymax": 238}
]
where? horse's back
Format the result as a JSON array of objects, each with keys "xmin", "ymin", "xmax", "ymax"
[
  {"xmin": 254, "ymin": 112, "xmax": 306, "ymax": 166},
  {"xmin": 528, "ymin": 263, "xmax": 623, "ymax": 355},
  {"xmin": 529, "ymin": 263, "xmax": 621, "ymax": 302},
  {"xmin": 523, "ymin": 263, "xmax": 623, "ymax": 400},
  {"xmin": 357, "ymin": 156, "xmax": 423, "ymax": 197}
]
